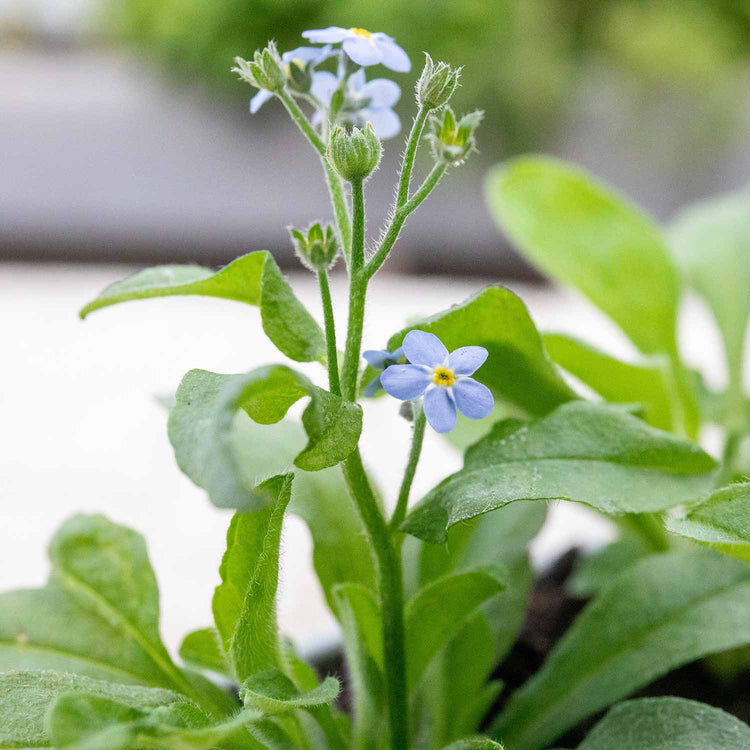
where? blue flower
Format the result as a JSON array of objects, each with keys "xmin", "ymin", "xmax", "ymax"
[
  {"xmin": 362, "ymin": 346, "xmax": 405, "ymax": 397},
  {"xmin": 311, "ymin": 69, "xmax": 401, "ymax": 139},
  {"xmin": 250, "ymin": 45, "xmax": 333, "ymax": 114},
  {"xmin": 302, "ymin": 27, "xmax": 411, "ymax": 72},
  {"xmin": 380, "ymin": 330, "xmax": 493, "ymax": 433}
]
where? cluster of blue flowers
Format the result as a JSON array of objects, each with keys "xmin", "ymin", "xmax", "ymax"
[
  {"xmin": 248, "ymin": 26, "xmax": 411, "ymax": 139},
  {"xmin": 365, "ymin": 330, "xmax": 494, "ymax": 433}
]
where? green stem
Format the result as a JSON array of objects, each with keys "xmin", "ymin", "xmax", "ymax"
[
  {"xmin": 390, "ymin": 404, "xmax": 426, "ymax": 533},
  {"xmin": 317, "ymin": 269, "xmax": 341, "ymax": 396},
  {"xmin": 343, "ymin": 450, "xmax": 409, "ymax": 750},
  {"xmin": 396, "ymin": 107, "xmax": 429, "ymax": 207},
  {"xmin": 278, "ymin": 90, "xmax": 352, "ymax": 262},
  {"xmin": 366, "ymin": 163, "xmax": 447, "ymax": 279},
  {"xmin": 341, "ymin": 179, "xmax": 368, "ymax": 400},
  {"xmin": 718, "ymin": 430, "xmax": 742, "ymax": 487}
]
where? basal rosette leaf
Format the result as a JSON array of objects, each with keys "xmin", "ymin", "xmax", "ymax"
[
  {"xmin": 79, "ymin": 251, "xmax": 326, "ymax": 363},
  {"xmin": 364, "ymin": 286, "xmax": 576, "ymax": 416},
  {"xmin": 178, "ymin": 628, "xmax": 232, "ymax": 679},
  {"xmin": 492, "ymin": 549, "xmax": 750, "ymax": 750},
  {"xmin": 577, "ymin": 697, "xmax": 750, "ymax": 750},
  {"xmin": 168, "ymin": 368, "xmax": 362, "ymax": 511},
  {"xmin": 403, "ymin": 401, "xmax": 716, "ymax": 543},
  {"xmin": 487, "ymin": 157, "xmax": 679, "ymax": 358},
  {"xmin": 240, "ymin": 670, "xmax": 340, "ymax": 715}
]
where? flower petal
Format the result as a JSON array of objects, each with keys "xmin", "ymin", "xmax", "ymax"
[
  {"xmin": 453, "ymin": 378, "xmax": 494, "ymax": 420},
  {"xmin": 373, "ymin": 36, "xmax": 411, "ymax": 72},
  {"xmin": 424, "ymin": 386, "xmax": 457, "ymax": 433},
  {"xmin": 381, "ymin": 364, "xmax": 431, "ymax": 400},
  {"xmin": 310, "ymin": 70, "xmax": 339, "ymax": 104},
  {"xmin": 250, "ymin": 89, "xmax": 273, "ymax": 114},
  {"xmin": 364, "ymin": 374, "xmax": 383, "ymax": 398},
  {"xmin": 362, "ymin": 107, "xmax": 401, "ymax": 139},
  {"xmin": 448, "ymin": 346, "xmax": 488, "ymax": 376},
  {"xmin": 360, "ymin": 78, "xmax": 401, "ymax": 108},
  {"xmin": 363, "ymin": 349, "xmax": 392, "ymax": 369},
  {"xmin": 348, "ymin": 68, "xmax": 367, "ymax": 91},
  {"xmin": 343, "ymin": 36, "xmax": 383, "ymax": 67},
  {"xmin": 282, "ymin": 45, "xmax": 328, "ymax": 64},
  {"xmin": 402, "ymin": 330, "xmax": 448, "ymax": 367},
  {"xmin": 302, "ymin": 27, "xmax": 351, "ymax": 43}
]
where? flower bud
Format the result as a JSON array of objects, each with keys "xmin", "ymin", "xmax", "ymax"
[
  {"xmin": 286, "ymin": 58, "xmax": 312, "ymax": 94},
  {"xmin": 327, "ymin": 124, "xmax": 382, "ymax": 182},
  {"xmin": 289, "ymin": 222, "xmax": 339, "ymax": 271},
  {"xmin": 416, "ymin": 53, "xmax": 461, "ymax": 110},
  {"xmin": 232, "ymin": 41, "xmax": 285, "ymax": 93},
  {"xmin": 428, "ymin": 107, "xmax": 483, "ymax": 165}
]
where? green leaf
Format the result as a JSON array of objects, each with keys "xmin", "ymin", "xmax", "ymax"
[
  {"xmin": 169, "ymin": 368, "xmax": 373, "ymax": 605},
  {"xmin": 665, "ymin": 482, "xmax": 750, "ymax": 561},
  {"xmin": 578, "ymin": 697, "xmax": 750, "ymax": 750},
  {"xmin": 492, "ymin": 549, "xmax": 750, "ymax": 750},
  {"xmin": 487, "ymin": 157, "xmax": 679, "ymax": 357},
  {"xmin": 369, "ymin": 286, "xmax": 576, "ymax": 416},
  {"xmin": 169, "ymin": 369, "xmax": 361, "ymax": 512},
  {"xmin": 543, "ymin": 333, "xmax": 674, "ymax": 430},
  {"xmin": 405, "ymin": 567, "xmax": 506, "ymax": 690},
  {"xmin": 441, "ymin": 740, "xmax": 505, "ymax": 750},
  {"xmin": 79, "ymin": 252, "xmax": 326, "ymax": 363},
  {"xmin": 0, "ymin": 670, "xmax": 182, "ymax": 749},
  {"xmin": 404, "ymin": 401, "xmax": 716, "ymax": 543},
  {"xmin": 332, "ymin": 584, "xmax": 386, "ymax": 750},
  {"xmin": 240, "ymin": 670, "xmax": 340, "ymax": 714},
  {"xmin": 670, "ymin": 189, "xmax": 750, "ymax": 409},
  {"xmin": 179, "ymin": 628, "xmax": 232, "ymax": 679},
  {"xmin": 48, "ymin": 692, "xmax": 264, "ymax": 750},
  {"xmin": 213, "ymin": 474, "xmax": 293, "ymax": 682},
  {"xmin": 0, "ymin": 516, "xmax": 234, "ymax": 720}
]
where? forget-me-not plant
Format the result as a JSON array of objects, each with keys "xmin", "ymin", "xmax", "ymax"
[
  {"xmin": 362, "ymin": 345, "xmax": 405, "ymax": 396},
  {"xmin": 302, "ymin": 26, "xmax": 411, "ymax": 71}
]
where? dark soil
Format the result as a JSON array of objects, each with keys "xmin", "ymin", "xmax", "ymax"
[{"xmin": 314, "ymin": 548, "xmax": 750, "ymax": 747}]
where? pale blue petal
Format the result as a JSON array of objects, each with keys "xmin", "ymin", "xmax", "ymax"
[
  {"xmin": 360, "ymin": 78, "xmax": 401, "ymax": 108},
  {"xmin": 374, "ymin": 36, "xmax": 411, "ymax": 72},
  {"xmin": 403, "ymin": 330, "xmax": 448, "ymax": 367},
  {"xmin": 424, "ymin": 386, "xmax": 457, "ymax": 433},
  {"xmin": 381, "ymin": 364, "xmax": 431, "ymax": 400},
  {"xmin": 282, "ymin": 46, "xmax": 328, "ymax": 64},
  {"xmin": 453, "ymin": 378, "xmax": 494, "ymax": 420},
  {"xmin": 364, "ymin": 374, "xmax": 383, "ymax": 398},
  {"xmin": 250, "ymin": 89, "xmax": 273, "ymax": 114},
  {"xmin": 310, "ymin": 71, "xmax": 339, "ymax": 104},
  {"xmin": 349, "ymin": 68, "xmax": 367, "ymax": 91},
  {"xmin": 362, "ymin": 108, "xmax": 401, "ymax": 139},
  {"xmin": 302, "ymin": 27, "xmax": 350, "ymax": 43},
  {"xmin": 392, "ymin": 347, "xmax": 405, "ymax": 361},
  {"xmin": 363, "ymin": 349, "xmax": 392, "ymax": 369},
  {"xmin": 448, "ymin": 346, "xmax": 488, "ymax": 376},
  {"xmin": 343, "ymin": 36, "xmax": 383, "ymax": 66}
]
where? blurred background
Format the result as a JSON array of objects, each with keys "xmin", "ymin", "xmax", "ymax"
[
  {"xmin": 1, "ymin": 0, "xmax": 749, "ymax": 651},
  {"xmin": 2, "ymin": 0, "xmax": 750, "ymax": 273}
]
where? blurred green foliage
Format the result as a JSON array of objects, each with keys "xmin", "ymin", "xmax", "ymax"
[{"xmin": 111, "ymin": 0, "xmax": 750, "ymax": 152}]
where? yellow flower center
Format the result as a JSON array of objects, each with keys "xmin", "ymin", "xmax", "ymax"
[
  {"xmin": 432, "ymin": 367, "xmax": 455, "ymax": 387},
  {"xmin": 350, "ymin": 27, "xmax": 372, "ymax": 39}
]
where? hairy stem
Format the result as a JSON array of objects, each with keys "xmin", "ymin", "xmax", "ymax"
[
  {"xmin": 390, "ymin": 404, "xmax": 427, "ymax": 532},
  {"xmin": 396, "ymin": 107, "xmax": 429, "ymax": 207},
  {"xmin": 317, "ymin": 269, "xmax": 341, "ymax": 396},
  {"xmin": 277, "ymin": 90, "xmax": 352, "ymax": 262},
  {"xmin": 366, "ymin": 163, "xmax": 447, "ymax": 279},
  {"xmin": 343, "ymin": 450, "xmax": 409, "ymax": 750},
  {"xmin": 341, "ymin": 179, "xmax": 368, "ymax": 400}
]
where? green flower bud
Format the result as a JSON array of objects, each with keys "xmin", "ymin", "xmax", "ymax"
[
  {"xmin": 416, "ymin": 53, "xmax": 461, "ymax": 110},
  {"xmin": 289, "ymin": 222, "xmax": 339, "ymax": 271},
  {"xmin": 232, "ymin": 41, "xmax": 285, "ymax": 93},
  {"xmin": 327, "ymin": 124, "xmax": 382, "ymax": 183},
  {"xmin": 428, "ymin": 107, "xmax": 483, "ymax": 165},
  {"xmin": 286, "ymin": 59, "xmax": 312, "ymax": 94}
]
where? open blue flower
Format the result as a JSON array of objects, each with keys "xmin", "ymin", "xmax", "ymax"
[
  {"xmin": 250, "ymin": 45, "xmax": 333, "ymax": 114},
  {"xmin": 311, "ymin": 68, "xmax": 401, "ymax": 139},
  {"xmin": 302, "ymin": 27, "xmax": 411, "ymax": 72},
  {"xmin": 362, "ymin": 346, "xmax": 405, "ymax": 397},
  {"xmin": 380, "ymin": 330, "xmax": 493, "ymax": 433}
]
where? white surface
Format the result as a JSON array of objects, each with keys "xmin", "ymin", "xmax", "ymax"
[{"xmin": 0, "ymin": 264, "xmax": 726, "ymax": 653}]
